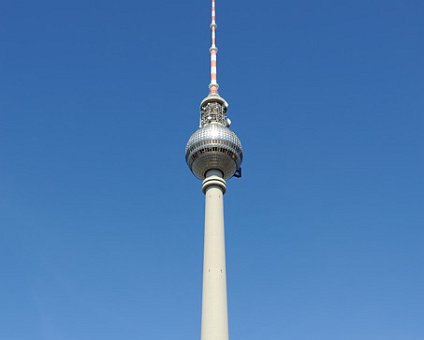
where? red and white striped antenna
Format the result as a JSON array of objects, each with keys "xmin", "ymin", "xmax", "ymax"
[
  {"xmin": 209, "ymin": 0, "xmax": 219, "ymax": 95},
  {"xmin": 199, "ymin": 0, "xmax": 228, "ymax": 126}
]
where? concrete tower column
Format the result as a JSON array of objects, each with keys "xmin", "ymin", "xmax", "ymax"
[{"xmin": 201, "ymin": 169, "xmax": 229, "ymax": 340}]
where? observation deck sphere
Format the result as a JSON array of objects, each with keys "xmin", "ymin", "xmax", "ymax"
[{"xmin": 185, "ymin": 123, "xmax": 243, "ymax": 180}]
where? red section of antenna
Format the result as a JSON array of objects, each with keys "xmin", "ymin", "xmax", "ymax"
[{"xmin": 209, "ymin": 0, "xmax": 218, "ymax": 95}]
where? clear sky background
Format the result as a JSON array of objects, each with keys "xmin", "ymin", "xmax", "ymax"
[{"xmin": 1, "ymin": 0, "xmax": 423, "ymax": 339}]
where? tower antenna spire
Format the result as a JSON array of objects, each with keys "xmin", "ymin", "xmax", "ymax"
[{"xmin": 209, "ymin": 0, "xmax": 219, "ymax": 95}]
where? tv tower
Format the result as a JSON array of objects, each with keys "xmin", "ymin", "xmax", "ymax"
[{"xmin": 185, "ymin": 0, "xmax": 243, "ymax": 339}]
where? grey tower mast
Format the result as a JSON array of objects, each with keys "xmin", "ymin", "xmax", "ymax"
[{"xmin": 185, "ymin": 0, "xmax": 243, "ymax": 339}]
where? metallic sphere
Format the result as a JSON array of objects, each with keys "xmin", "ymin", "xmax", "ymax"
[{"xmin": 185, "ymin": 123, "xmax": 243, "ymax": 180}]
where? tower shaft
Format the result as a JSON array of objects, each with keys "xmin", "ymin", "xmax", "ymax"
[{"xmin": 201, "ymin": 171, "xmax": 229, "ymax": 340}]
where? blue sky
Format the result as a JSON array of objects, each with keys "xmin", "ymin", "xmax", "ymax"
[{"xmin": 1, "ymin": 0, "xmax": 423, "ymax": 339}]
